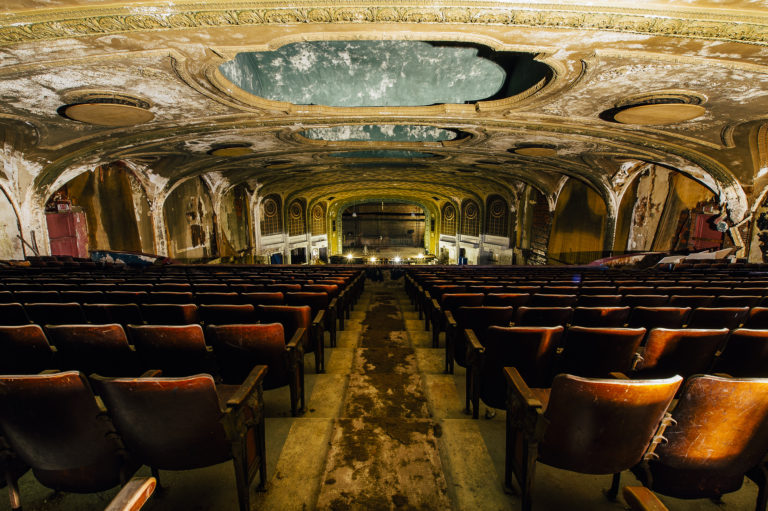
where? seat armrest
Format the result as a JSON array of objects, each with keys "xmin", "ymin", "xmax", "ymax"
[
  {"xmin": 504, "ymin": 367, "xmax": 542, "ymax": 410},
  {"xmin": 105, "ymin": 477, "xmax": 157, "ymax": 511},
  {"xmin": 287, "ymin": 327, "xmax": 306, "ymax": 351},
  {"xmin": 622, "ymin": 487, "xmax": 668, "ymax": 511},
  {"xmin": 227, "ymin": 365, "xmax": 268, "ymax": 408},
  {"xmin": 140, "ymin": 369, "xmax": 163, "ymax": 377},
  {"xmin": 609, "ymin": 372, "xmax": 630, "ymax": 379},
  {"xmin": 328, "ymin": 297, "xmax": 338, "ymax": 312},
  {"xmin": 313, "ymin": 309, "xmax": 325, "ymax": 328},
  {"xmin": 445, "ymin": 310, "xmax": 457, "ymax": 329},
  {"xmin": 431, "ymin": 298, "xmax": 441, "ymax": 314}
]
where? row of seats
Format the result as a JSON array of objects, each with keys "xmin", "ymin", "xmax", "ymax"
[
  {"xmin": 0, "ymin": 368, "xmax": 265, "ymax": 511},
  {"xmin": 0, "ymin": 320, "xmax": 308, "ymax": 416},
  {"xmin": 505, "ymin": 370, "xmax": 768, "ymax": 511}
]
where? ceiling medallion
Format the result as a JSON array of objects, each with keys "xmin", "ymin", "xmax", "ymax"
[
  {"xmin": 512, "ymin": 146, "xmax": 558, "ymax": 157},
  {"xmin": 606, "ymin": 90, "xmax": 707, "ymax": 125},
  {"xmin": 60, "ymin": 92, "xmax": 154, "ymax": 127}
]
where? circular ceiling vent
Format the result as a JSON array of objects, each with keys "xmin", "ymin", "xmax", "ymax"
[
  {"xmin": 605, "ymin": 91, "xmax": 707, "ymax": 125},
  {"xmin": 209, "ymin": 144, "xmax": 254, "ymax": 157},
  {"xmin": 511, "ymin": 145, "xmax": 558, "ymax": 157},
  {"xmin": 60, "ymin": 91, "xmax": 154, "ymax": 127}
]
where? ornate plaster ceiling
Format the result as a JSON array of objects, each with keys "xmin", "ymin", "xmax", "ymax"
[{"xmin": 0, "ymin": 0, "xmax": 767, "ymax": 222}]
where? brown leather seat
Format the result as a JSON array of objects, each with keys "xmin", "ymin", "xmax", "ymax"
[
  {"xmin": 430, "ymin": 293, "xmax": 485, "ymax": 348},
  {"xmin": 92, "ymin": 367, "xmax": 267, "ymax": 511},
  {"xmin": 0, "ymin": 371, "xmax": 140, "ymax": 509},
  {"xmin": 258, "ymin": 304, "xmax": 319, "ymax": 373},
  {"xmin": 59, "ymin": 290, "xmax": 105, "ymax": 303},
  {"xmin": 14, "ymin": 290, "xmax": 61, "ymax": 303},
  {"xmin": 622, "ymin": 295, "xmax": 669, "ymax": 307},
  {"xmin": 0, "ymin": 324, "xmax": 55, "ymax": 374},
  {"xmin": 422, "ymin": 285, "xmax": 466, "ymax": 329},
  {"xmin": 104, "ymin": 291, "xmax": 148, "ymax": 304},
  {"xmin": 714, "ymin": 295, "xmax": 763, "ymax": 307},
  {"xmin": 195, "ymin": 292, "xmax": 244, "ymax": 305},
  {"xmin": 576, "ymin": 295, "xmax": 623, "ymax": 307},
  {"xmin": 206, "ymin": 323, "xmax": 305, "ymax": 416},
  {"xmin": 483, "ymin": 293, "xmax": 530, "ymax": 308},
  {"xmin": 265, "ymin": 283, "xmax": 302, "ymax": 294},
  {"xmin": 505, "ymin": 369, "xmax": 682, "ymax": 511},
  {"xmin": 632, "ymin": 375, "xmax": 768, "ymax": 508},
  {"xmin": 126, "ymin": 324, "xmax": 216, "ymax": 377},
  {"xmin": 571, "ymin": 306, "xmax": 631, "ymax": 327},
  {"xmin": 745, "ymin": 307, "xmax": 768, "ymax": 329},
  {"xmin": 198, "ymin": 304, "xmax": 256, "ymax": 325},
  {"xmin": 46, "ymin": 324, "xmax": 139, "ymax": 376},
  {"xmin": 634, "ymin": 328, "xmax": 729, "ymax": 379},
  {"xmin": 467, "ymin": 325, "xmax": 563, "ymax": 418},
  {"xmin": 0, "ymin": 303, "xmax": 30, "ymax": 326},
  {"xmin": 146, "ymin": 291, "xmax": 194, "ymax": 304},
  {"xmin": 241, "ymin": 292, "xmax": 285, "ymax": 307},
  {"xmin": 83, "ymin": 303, "xmax": 143, "ymax": 328},
  {"xmin": 559, "ymin": 326, "xmax": 646, "ymax": 378},
  {"xmin": 141, "ymin": 304, "xmax": 199, "ymax": 325},
  {"xmin": 285, "ymin": 291, "xmax": 337, "ymax": 349},
  {"xmin": 445, "ymin": 305, "xmax": 515, "ymax": 375},
  {"xmin": 685, "ymin": 306, "xmax": 749, "ymax": 329},
  {"xmin": 713, "ymin": 328, "xmax": 768, "ymax": 377},
  {"xmin": 25, "ymin": 302, "xmax": 87, "ymax": 325},
  {"xmin": 668, "ymin": 294, "xmax": 715, "ymax": 308},
  {"xmin": 514, "ymin": 306, "xmax": 573, "ymax": 327},
  {"xmin": 529, "ymin": 293, "xmax": 578, "ymax": 307},
  {"xmin": 627, "ymin": 306, "xmax": 690, "ymax": 331}
]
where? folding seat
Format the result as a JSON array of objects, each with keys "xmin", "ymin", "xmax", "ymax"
[
  {"xmin": 695, "ymin": 286, "xmax": 730, "ymax": 297},
  {"xmin": 104, "ymin": 291, "xmax": 148, "ymax": 304},
  {"xmin": 429, "ymin": 293, "xmax": 485, "ymax": 348},
  {"xmin": 206, "ymin": 323, "xmax": 304, "ymax": 416},
  {"xmin": 80, "ymin": 283, "xmax": 116, "ymax": 292},
  {"xmin": 467, "ymin": 285, "xmax": 504, "ymax": 294},
  {"xmin": 529, "ymin": 294, "xmax": 578, "ymax": 307},
  {"xmin": 712, "ymin": 329, "xmax": 768, "ymax": 377},
  {"xmin": 632, "ymin": 375, "xmax": 768, "ymax": 510},
  {"xmin": 0, "ymin": 371, "xmax": 140, "ymax": 510},
  {"xmin": 579, "ymin": 286, "xmax": 618, "ymax": 295},
  {"xmin": 576, "ymin": 294, "xmax": 622, "ymax": 307},
  {"xmin": 195, "ymin": 292, "xmax": 243, "ymax": 305},
  {"xmin": 126, "ymin": 324, "xmax": 216, "ymax": 377},
  {"xmin": 466, "ymin": 325, "xmax": 563, "ymax": 418},
  {"xmin": 627, "ymin": 306, "xmax": 690, "ymax": 331},
  {"xmin": 505, "ymin": 369, "xmax": 682, "ymax": 511},
  {"xmin": 46, "ymin": 324, "xmax": 139, "ymax": 376},
  {"xmin": 540, "ymin": 285, "xmax": 579, "ymax": 295},
  {"xmin": 559, "ymin": 326, "xmax": 646, "ymax": 378},
  {"xmin": 191, "ymin": 283, "xmax": 229, "ymax": 293},
  {"xmin": 59, "ymin": 290, "xmax": 105, "ymax": 303},
  {"xmin": 618, "ymin": 286, "xmax": 656, "ymax": 295},
  {"xmin": 685, "ymin": 306, "xmax": 749, "ymax": 330},
  {"xmin": 147, "ymin": 291, "xmax": 194, "ymax": 304},
  {"xmin": 713, "ymin": 294, "xmax": 763, "ymax": 307},
  {"xmin": 633, "ymin": 328, "xmax": 729, "ymax": 379},
  {"xmin": 229, "ymin": 283, "xmax": 265, "ymax": 293},
  {"xmin": 141, "ymin": 304, "xmax": 199, "ymax": 325},
  {"xmin": 265, "ymin": 283, "xmax": 302, "ymax": 294},
  {"xmin": 25, "ymin": 302, "xmax": 87, "ymax": 325},
  {"xmin": 514, "ymin": 306, "xmax": 573, "ymax": 327},
  {"xmin": 91, "ymin": 368, "xmax": 266, "ymax": 511},
  {"xmin": 120, "ymin": 283, "xmax": 154, "ymax": 292},
  {"xmin": 622, "ymin": 487, "xmax": 669, "ymax": 511},
  {"xmin": 445, "ymin": 305, "xmax": 515, "ymax": 375},
  {"xmin": 153, "ymin": 283, "xmax": 192, "ymax": 292},
  {"xmin": 285, "ymin": 291, "xmax": 336, "ymax": 352},
  {"xmin": 422, "ymin": 285, "xmax": 466, "ymax": 328},
  {"xmin": 0, "ymin": 291, "xmax": 15, "ymax": 303},
  {"xmin": 0, "ymin": 325, "xmax": 55, "ymax": 373},
  {"xmin": 241, "ymin": 291, "xmax": 284, "ymax": 307},
  {"xmin": 83, "ymin": 303, "xmax": 143, "ymax": 329},
  {"xmin": 0, "ymin": 303, "xmax": 30, "ymax": 325},
  {"xmin": 304, "ymin": 284, "xmax": 346, "ymax": 328},
  {"xmin": 104, "ymin": 477, "xmax": 157, "ymax": 511},
  {"xmin": 503, "ymin": 285, "xmax": 540, "ymax": 294},
  {"xmin": 745, "ymin": 307, "xmax": 768, "ymax": 329},
  {"xmin": 198, "ymin": 304, "xmax": 255, "ymax": 325},
  {"xmin": 14, "ymin": 290, "xmax": 60, "ymax": 303},
  {"xmin": 731, "ymin": 286, "xmax": 767, "ymax": 296},
  {"xmin": 571, "ymin": 306, "xmax": 631, "ymax": 327},
  {"xmin": 668, "ymin": 294, "xmax": 715, "ymax": 308},
  {"xmin": 483, "ymin": 293, "xmax": 529, "ymax": 308}
]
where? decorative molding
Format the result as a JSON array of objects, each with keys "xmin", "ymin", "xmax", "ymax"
[{"xmin": 2, "ymin": 3, "xmax": 768, "ymax": 47}]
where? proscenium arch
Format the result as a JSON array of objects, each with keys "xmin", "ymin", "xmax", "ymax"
[{"xmin": 331, "ymin": 196, "xmax": 439, "ymax": 256}]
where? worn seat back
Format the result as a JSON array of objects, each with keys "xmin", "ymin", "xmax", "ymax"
[
  {"xmin": 0, "ymin": 325, "xmax": 55, "ymax": 374},
  {"xmin": 627, "ymin": 306, "xmax": 690, "ymax": 331},
  {"xmin": 571, "ymin": 306, "xmax": 631, "ymax": 327},
  {"xmin": 713, "ymin": 329, "xmax": 768, "ymax": 377},
  {"xmin": 0, "ymin": 303, "xmax": 30, "ymax": 326},
  {"xmin": 83, "ymin": 303, "xmax": 143, "ymax": 329},
  {"xmin": 686, "ymin": 306, "xmax": 749, "ymax": 330},
  {"xmin": 634, "ymin": 375, "xmax": 768, "ymax": 501},
  {"xmin": 0, "ymin": 371, "xmax": 137, "ymax": 495},
  {"xmin": 530, "ymin": 294, "xmax": 578, "ymax": 307},
  {"xmin": 25, "ymin": 302, "xmax": 87, "ymax": 325},
  {"xmin": 451, "ymin": 306, "xmax": 515, "ymax": 368},
  {"xmin": 560, "ymin": 326, "xmax": 646, "ymax": 377},
  {"xmin": 207, "ymin": 323, "xmax": 288, "ymax": 388},
  {"xmin": 514, "ymin": 306, "xmax": 573, "ymax": 327},
  {"xmin": 127, "ymin": 324, "xmax": 214, "ymax": 377},
  {"xmin": 483, "ymin": 293, "xmax": 530, "ymax": 308},
  {"xmin": 635, "ymin": 328, "xmax": 729, "ymax": 379},
  {"xmin": 198, "ymin": 304, "xmax": 255, "ymax": 325},
  {"xmin": 141, "ymin": 304, "xmax": 198, "ymax": 325},
  {"xmin": 257, "ymin": 305, "xmax": 312, "ymax": 352},
  {"xmin": 46, "ymin": 324, "xmax": 138, "ymax": 376}
]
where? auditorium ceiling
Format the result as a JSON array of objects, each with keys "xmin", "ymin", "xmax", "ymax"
[{"xmin": 1, "ymin": 0, "xmax": 768, "ymax": 225}]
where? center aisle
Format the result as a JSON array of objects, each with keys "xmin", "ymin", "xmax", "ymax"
[{"xmin": 315, "ymin": 282, "xmax": 451, "ymax": 509}]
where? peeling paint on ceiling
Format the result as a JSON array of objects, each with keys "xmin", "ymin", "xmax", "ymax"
[
  {"xmin": 300, "ymin": 125, "xmax": 458, "ymax": 142},
  {"xmin": 331, "ymin": 150, "xmax": 435, "ymax": 159}
]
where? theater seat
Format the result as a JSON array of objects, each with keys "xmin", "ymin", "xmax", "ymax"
[
  {"xmin": 126, "ymin": 324, "xmax": 216, "ymax": 377},
  {"xmin": 46, "ymin": 324, "xmax": 139, "ymax": 376},
  {"xmin": 0, "ymin": 324, "xmax": 55, "ymax": 374},
  {"xmin": 0, "ymin": 371, "xmax": 140, "ymax": 510},
  {"xmin": 92, "ymin": 367, "xmax": 267, "ymax": 511},
  {"xmin": 505, "ymin": 369, "xmax": 682, "ymax": 511}
]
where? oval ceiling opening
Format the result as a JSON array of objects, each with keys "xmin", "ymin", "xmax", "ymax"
[{"xmin": 219, "ymin": 41, "xmax": 551, "ymax": 107}]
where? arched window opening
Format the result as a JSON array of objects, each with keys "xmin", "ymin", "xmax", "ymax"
[
  {"xmin": 486, "ymin": 195, "xmax": 508, "ymax": 237},
  {"xmin": 440, "ymin": 203, "xmax": 457, "ymax": 236},
  {"xmin": 260, "ymin": 195, "xmax": 282, "ymax": 236},
  {"xmin": 461, "ymin": 200, "xmax": 480, "ymax": 237}
]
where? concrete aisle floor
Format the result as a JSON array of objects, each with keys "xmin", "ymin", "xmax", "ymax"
[{"xmin": 9, "ymin": 276, "xmax": 763, "ymax": 510}]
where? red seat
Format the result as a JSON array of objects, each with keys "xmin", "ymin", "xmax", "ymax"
[{"xmin": 126, "ymin": 324, "xmax": 216, "ymax": 377}]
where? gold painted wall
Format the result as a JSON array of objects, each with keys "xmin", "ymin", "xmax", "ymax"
[
  {"xmin": 164, "ymin": 177, "xmax": 217, "ymax": 261},
  {"xmin": 652, "ymin": 173, "xmax": 716, "ymax": 252},
  {"xmin": 548, "ymin": 180, "xmax": 606, "ymax": 265}
]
